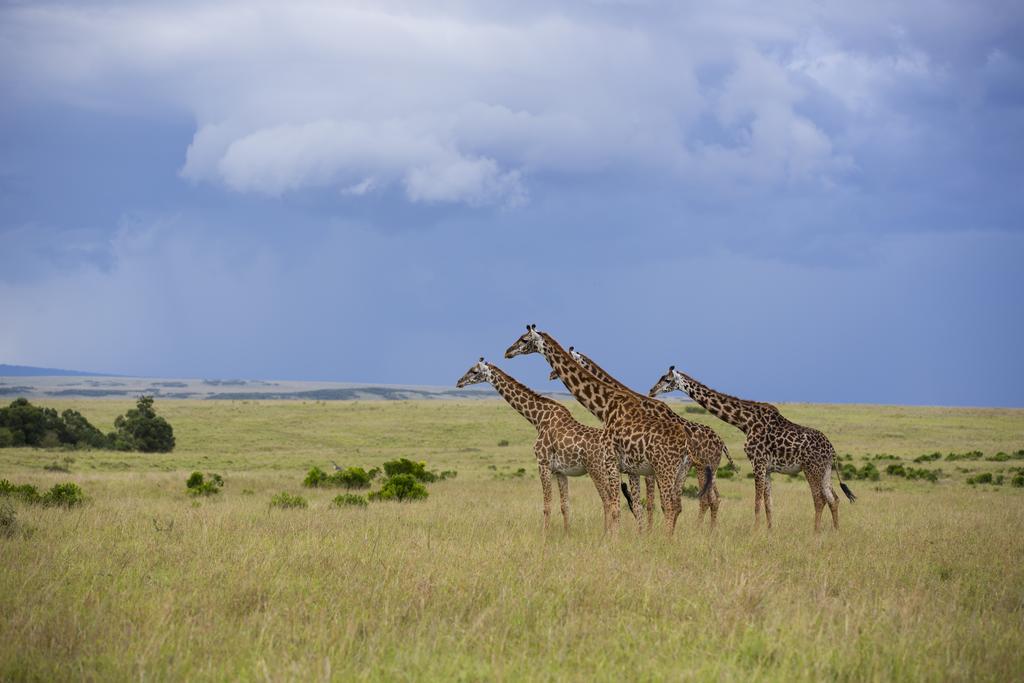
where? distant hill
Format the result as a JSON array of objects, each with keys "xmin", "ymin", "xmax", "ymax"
[{"xmin": 0, "ymin": 364, "xmax": 113, "ymax": 377}]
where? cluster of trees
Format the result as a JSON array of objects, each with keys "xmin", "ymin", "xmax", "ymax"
[{"xmin": 0, "ymin": 396, "xmax": 175, "ymax": 452}]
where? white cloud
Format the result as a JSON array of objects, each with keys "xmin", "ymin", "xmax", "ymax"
[{"xmin": 1, "ymin": 0, "xmax": 1014, "ymax": 206}]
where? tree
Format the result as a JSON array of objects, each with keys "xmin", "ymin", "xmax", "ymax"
[{"xmin": 111, "ymin": 396, "xmax": 175, "ymax": 452}]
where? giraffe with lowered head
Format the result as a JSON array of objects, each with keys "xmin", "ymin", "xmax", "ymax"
[
  {"xmin": 506, "ymin": 325, "xmax": 716, "ymax": 535},
  {"xmin": 551, "ymin": 346, "xmax": 735, "ymax": 527},
  {"xmin": 649, "ymin": 366, "xmax": 856, "ymax": 532},
  {"xmin": 456, "ymin": 358, "xmax": 621, "ymax": 534}
]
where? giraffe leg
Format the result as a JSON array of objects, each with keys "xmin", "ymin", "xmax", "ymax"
[
  {"xmin": 655, "ymin": 470, "xmax": 680, "ymax": 537},
  {"xmin": 763, "ymin": 474, "xmax": 774, "ymax": 530},
  {"xmin": 805, "ymin": 469, "xmax": 824, "ymax": 532},
  {"xmin": 644, "ymin": 476, "xmax": 656, "ymax": 532},
  {"xmin": 822, "ymin": 464, "xmax": 840, "ymax": 530},
  {"xmin": 555, "ymin": 473, "xmax": 570, "ymax": 533},
  {"xmin": 753, "ymin": 466, "xmax": 767, "ymax": 528},
  {"xmin": 626, "ymin": 474, "xmax": 645, "ymax": 532},
  {"xmin": 538, "ymin": 462, "xmax": 553, "ymax": 533},
  {"xmin": 709, "ymin": 483, "xmax": 721, "ymax": 530},
  {"xmin": 587, "ymin": 460, "xmax": 618, "ymax": 535},
  {"xmin": 695, "ymin": 466, "xmax": 709, "ymax": 524}
]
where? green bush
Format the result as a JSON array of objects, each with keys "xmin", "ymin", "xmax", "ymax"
[
  {"xmin": 303, "ymin": 467, "xmax": 328, "ymax": 488},
  {"xmin": 886, "ymin": 464, "xmax": 907, "ymax": 477},
  {"xmin": 967, "ymin": 472, "xmax": 993, "ymax": 485},
  {"xmin": 842, "ymin": 462, "xmax": 879, "ymax": 481},
  {"xmin": 871, "ymin": 454, "xmax": 900, "ymax": 461},
  {"xmin": 0, "ymin": 502, "xmax": 18, "ymax": 538},
  {"xmin": 717, "ymin": 462, "xmax": 738, "ymax": 479},
  {"xmin": 684, "ymin": 405, "xmax": 707, "ymax": 414},
  {"xmin": 383, "ymin": 458, "xmax": 437, "ymax": 483},
  {"xmin": 305, "ymin": 466, "xmax": 372, "ymax": 488},
  {"xmin": 1012, "ymin": 474, "xmax": 1024, "ymax": 488},
  {"xmin": 946, "ymin": 451, "xmax": 983, "ymax": 462},
  {"xmin": 0, "ymin": 479, "xmax": 41, "ymax": 504},
  {"xmin": 497, "ymin": 440, "xmax": 510, "ymax": 447},
  {"xmin": 269, "ymin": 492, "xmax": 307, "ymax": 509},
  {"xmin": 369, "ymin": 474, "xmax": 429, "ymax": 501},
  {"xmin": 40, "ymin": 482, "xmax": 85, "ymax": 507},
  {"xmin": 186, "ymin": 471, "xmax": 224, "ymax": 496},
  {"xmin": 0, "ymin": 427, "xmax": 14, "ymax": 448},
  {"xmin": 914, "ymin": 452, "xmax": 942, "ymax": 463},
  {"xmin": 111, "ymin": 396, "xmax": 175, "ymax": 453},
  {"xmin": 906, "ymin": 467, "xmax": 941, "ymax": 483},
  {"xmin": 333, "ymin": 493, "xmax": 368, "ymax": 508}
]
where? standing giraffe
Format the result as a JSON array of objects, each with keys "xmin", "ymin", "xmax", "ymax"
[
  {"xmin": 456, "ymin": 359, "xmax": 621, "ymax": 534},
  {"xmin": 550, "ymin": 347, "xmax": 734, "ymax": 527},
  {"xmin": 505, "ymin": 325, "xmax": 713, "ymax": 535},
  {"xmin": 649, "ymin": 366, "xmax": 856, "ymax": 532}
]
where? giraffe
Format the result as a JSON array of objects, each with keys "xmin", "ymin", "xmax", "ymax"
[
  {"xmin": 550, "ymin": 346, "xmax": 735, "ymax": 527},
  {"xmin": 649, "ymin": 366, "xmax": 856, "ymax": 532},
  {"xmin": 456, "ymin": 358, "xmax": 621, "ymax": 534},
  {"xmin": 505, "ymin": 325, "xmax": 712, "ymax": 535}
]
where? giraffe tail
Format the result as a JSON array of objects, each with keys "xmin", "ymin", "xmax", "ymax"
[
  {"xmin": 833, "ymin": 455, "xmax": 856, "ymax": 502},
  {"xmin": 722, "ymin": 443, "xmax": 737, "ymax": 472},
  {"xmin": 697, "ymin": 466, "xmax": 714, "ymax": 500},
  {"xmin": 620, "ymin": 482, "xmax": 636, "ymax": 515}
]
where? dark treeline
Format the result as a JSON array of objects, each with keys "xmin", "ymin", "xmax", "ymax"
[{"xmin": 0, "ymin": 396, "xmax": 175, "ymax": 452}]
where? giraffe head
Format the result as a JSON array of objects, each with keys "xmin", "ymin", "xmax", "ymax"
[
  {"xmin": 648, "ymin": 365, "xmax": 686, "ymax": 397},
  {"xmin": 547, "ymin": 346, "xmax": 582, "ymax": 380},
  {"xmin": 504, "ymin": 324, "xmax": 545, "ymax": 358},
  {"xmin": 456, "ymin": 357, "xmax": 494, "ymax": 388}
]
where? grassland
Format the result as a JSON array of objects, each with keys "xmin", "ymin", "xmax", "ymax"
[{"xmin": 1, "ymin": 399, "xmax": 1023, "ymax": 681}]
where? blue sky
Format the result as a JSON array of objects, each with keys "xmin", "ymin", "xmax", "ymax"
[{"xmin": 1, "ymin": 1, "xmax": 1022, "ymax": 406}]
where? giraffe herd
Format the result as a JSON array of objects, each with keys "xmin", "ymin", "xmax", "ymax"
[{"xmin": 456, "ymin": 325, "xmax": 856, "ymax": 535}]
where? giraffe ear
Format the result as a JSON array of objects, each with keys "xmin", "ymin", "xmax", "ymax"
[
  {"xmin": 479, "ymin": 357, "xmax": 484, "ymax": 362},
  {"xmin": 569, "ymin": 346, "xmax": 574, "ymax": 351},
  {"xmin": 669, "ymin": 365, "xmax": 675, "ymax": 371},
  {"xmin": 530, "ymin": 323, "xmax": 536, "ymax": 329}
]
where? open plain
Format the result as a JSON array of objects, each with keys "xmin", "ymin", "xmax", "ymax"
[{"xmin": 1, "ymin": 399, "xmax": 1023, "ymax": 681}]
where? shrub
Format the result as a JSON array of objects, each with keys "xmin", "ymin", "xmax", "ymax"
[
  {"xmin": 439, "ymin": 470, "xmax": 458, "ymax": 480},
  {"xmin": 40, "ymin": 482, "xmax": 85, "ymax": 507},
  {"xmin": 0, "ymin": 399, "xmax": 113, "ymax": 449},
  {"xmin": 269, "ymin": 492, "xmax": 307, "ymax": 509},
  {"xmin": 0, "ymin": 479, "xmax": 41, "ymax": 504},
  {"xmin": 872, "ymin": 454, "xmax": 900, "ymax": 461},
  {"xmin": 186, "ymin": 471, "xmax": 223, "ymax": 496},
  {"xmin": 0, "ymin": 427, "xmax": 14, "ymax": 448},
  {"xmin": 843, "ymin": 462, "xmax": 879, "ymax": 481},
  {"xmin": 383, "ymin": 458, "xmax": 437, "ymax": 483},
  {"xmin": 497, "ymin": 439, "xmax": 510, "ymax": 447},
  {"xmin": 946, "ymin": 451, "xmax": 983, "ymax": 461},
  {"xmin": 717, "ymin": 462, "xmax": 738, "ymax": 479},
  {"xmin": 303, "ymin": 466, "xmax": 329, "ymax": 488},
  {"xmin": 967, "ymin": 472, "xmax": 993, "ymax": 485},
  {"xmin": 1012, "ymin": 474, "xmax": 1024, "ymax": 488},
  {"xmin": 0, "ymin": 502, "xmax": 17, "ymax": 538},
  {"xmin": 684, "ymin": 405, "xmax": 707, "ymax": 414},
  {"xmin": 368, "ymin": 467, "xmax": 381, "ymax": 480},
  {"xmin": 329, "ymin": 467, "xmax": 372, "ymax": 489},
  {"xmin": 906, "ymin": 467, "xmax": 941, "ymax": 483},
  {"xmin": 914, "ymin": 452, "xmax": 942, "ymax": 463},
  {"xmin": 333, "ymin": 493, "xmax": 368, "ymax": 508},
  {"xmin": 886, "ymin": 464, "xmax": 907, "ymax": 477},
  {"xmin": 369, "ymin": 474, "xmax": 428, "ymax": 501},
  {"xmin": 111, "ymin": 396, "xmax": 175, "ymax": 453}
]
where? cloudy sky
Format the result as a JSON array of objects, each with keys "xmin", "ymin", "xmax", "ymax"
[{"xmin": 1, "ymin": 1, "xmax": 1022, "ymax": 406}]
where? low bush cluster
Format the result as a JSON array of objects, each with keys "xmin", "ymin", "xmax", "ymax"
[
  {"xmin": 303, "ymin": 466, "xmax": 373, "ymax": 489},
  {"xmin": 870, "ymin": 453, "xmax": 900, "ymax": 461},
  {"xmin": 945, "ymin": 451, "xmax": 984, "ymax": 461},
  {"xmin": 0, "ymin": 479, "xmax": 85, "ymax": 507},
  {"xmin": 383, "ymin": 458, "xmax": 437, "ymax": 482},
  {"xmin": 269, "ymin": 492, "xmax": 308, "ymax": 509},
  {"xmin": 914, "ymin": 452, "xmax": 942, "ymax": 463},
  {"xmin": 886, "ymin": 464, "xmax": 942, "ymax": 482},
  {"xmin": 333, "ymin": 493, "xmax": 368, "ymax": 507},
  {"xmin": 716, "ymin": 462, "xmax": 738, "ymax": 479},
  {"xmin": 368, "ymin": 474, "xmax": 429, "ymax": 501},
  {"xmin": 841, "ymin": 462, "xmax": 880, "ymax": 481},
  {"xmin": 683, "ymin": 405, "xmax": 707, "ymax": 414},
  {"xmin": 186, "ymin": 471, "xmax": 224, "ymax": 496},
  {"xmin": 0, "ymin": 396, "xmax": 174, "ymax": 452},
  {"xmin": 987, "ymin": 450, "xmax": 1024, "ymax": 462}
]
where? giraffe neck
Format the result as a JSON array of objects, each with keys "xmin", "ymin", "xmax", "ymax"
[
  {"xmin": 486, "ymin": 364, "xmax": 563, "ymax": 428},
  {"xmin": 678, "ymin": 372, "xmax": 766, "ymax": 433},
  {"xmin": 575, "ymin": 352, "xmax": 633, "ymax": 394},
  {"xmin": 539, "ymin": 333, "xmax": 624, "ymax": 423}
]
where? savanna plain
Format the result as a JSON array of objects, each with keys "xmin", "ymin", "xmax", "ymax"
[{"xmin": 1, "ymin": 399, "xmax": 1023, "ymax": 681}]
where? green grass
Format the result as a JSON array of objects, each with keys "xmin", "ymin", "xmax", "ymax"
[{"xmin": 1, "ymin": 399, "xmax": 1023, "ymax": 680}]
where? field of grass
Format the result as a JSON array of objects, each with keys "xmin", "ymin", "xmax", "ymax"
[{"xmin": 2, "ymin": 399, "xmax": 1023, "ymax": 680}]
